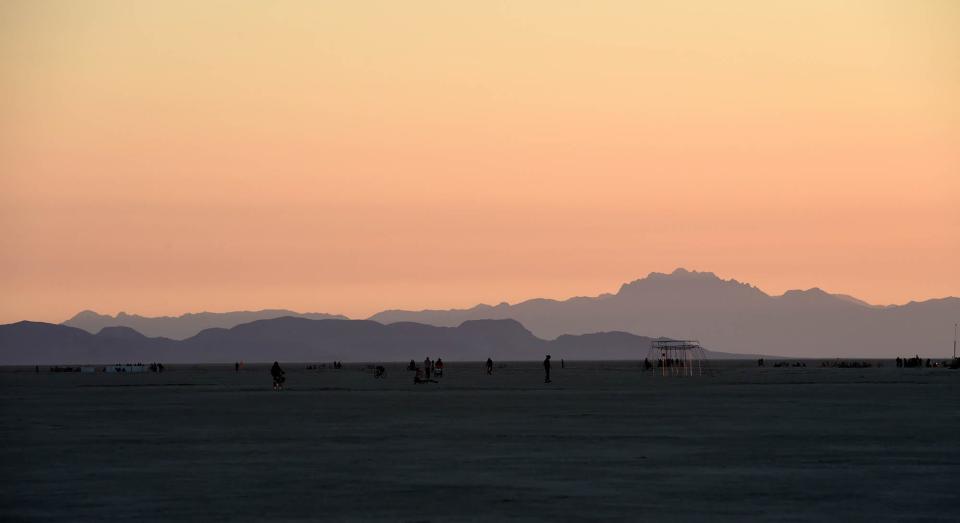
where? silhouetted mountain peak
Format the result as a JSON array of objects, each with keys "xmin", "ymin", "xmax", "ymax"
[
  {"xmin": 68, "ymin": 310, "xmax": 110, "ymax": 321},
  {"xmin": 666, "ymin": 267, "xmax": 718, "ymax": 279},
  {"xmin": 457, "ymin": 318, "xmax": 534, "ymax": 337},
  {"xmin": 778, "ymin": 288, "xmax": 856, "ymax": 306},
  {"xmin": 617, "ymin": 268, "xmax": 763, "ymax": 297}
]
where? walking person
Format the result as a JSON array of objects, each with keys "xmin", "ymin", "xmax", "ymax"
[
  {"xmin": 271, "ymin": 361, "xmax": 286, "ymax": 391},
  {"xmin": 486, "ymin": 358, "xmax": 494, "ymax": 375},
  {"xmin": 543, "ymin": 355, "xmax": 552, "ymax": 383}
]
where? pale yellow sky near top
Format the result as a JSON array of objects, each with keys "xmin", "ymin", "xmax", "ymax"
[{"xmin": 1, "ymin": 0, "xmax": 958, "ymax": 323}]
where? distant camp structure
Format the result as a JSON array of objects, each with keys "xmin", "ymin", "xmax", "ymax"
[{"xmin": 648, "ymin": 340, "xmax": 707, "ymax": 376}]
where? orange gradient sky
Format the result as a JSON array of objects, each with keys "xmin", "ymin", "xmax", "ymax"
[{"xmin": 1, "ymin": 0, "xmax": 958, "ymax": 324}]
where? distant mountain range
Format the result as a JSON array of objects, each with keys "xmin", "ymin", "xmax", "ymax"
[
  {"xmin": 369, "ymin": 269, "xmax": 959, "ymax": 358},
  {"xmin": 0, "ymin": 317, "xmax": 756, "ymax": 365},
  {"xmin": 34, "ymin": 268, "xmax": 960, "ymax": 359},
  {"xmin": 63, "ymin": 309, "xmax": 348, "ymax": 340}
]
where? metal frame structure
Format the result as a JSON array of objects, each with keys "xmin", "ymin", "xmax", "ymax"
[{"xmin": 648, "ymin": 340, "xmax": 707, "ymax": 376}]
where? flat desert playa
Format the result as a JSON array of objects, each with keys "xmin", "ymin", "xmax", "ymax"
[{"xmin": 2, "ymin": 361, "xmax": 958, "ymax": 522}]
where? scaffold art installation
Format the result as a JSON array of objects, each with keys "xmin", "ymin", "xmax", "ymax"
[{"xmin": 648, "ymin": 340, "xmax": 707, "ymax": 376}]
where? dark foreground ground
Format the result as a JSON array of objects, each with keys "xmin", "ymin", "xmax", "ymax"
[{"xmin": 1, "ymin": 361, "xmax": 958, "ymax": 522}]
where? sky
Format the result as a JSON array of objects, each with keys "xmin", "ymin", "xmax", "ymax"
[{"xmin": 1, "ymin": 0, "xmax": 958, "ymax": 324}]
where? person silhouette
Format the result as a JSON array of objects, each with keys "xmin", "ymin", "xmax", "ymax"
[
  {"xmin": 543, "ymin": 355, "xmax": 552, "ymax": 383},
  {"xmin": 486, "ymin": 358, "xmax": 494, "ymax": 375},
  {"xmin": 271, "ymin": 361, "xmax": 285, "ymax": 391}
]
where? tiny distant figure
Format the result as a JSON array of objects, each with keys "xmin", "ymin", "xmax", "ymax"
[
  {"xmin": 643, "ymin": 358, "xmax": 652, "ymax": 371},
  {"xmin": 486, "ymin": 358, "xmax": 494, "ymax": 375},
  {"xmin": 424, "ymin": 357, "xmax": 432, "ymax": 378},
  {"xmin": 235, "ymin": 362, "xmax": 239, "ymax": 373},
  {"xmin": 758, "ymin": 358, "xmax": 765, "ymax": 367},
  {"xmin": 434, "ymin": 358, "xmax": 444, "ymax": 377},
  {"xmin": 407, "ymin": 360, "xmax": 417, "ymax": 371},
  {"xmin": 374, "ymin": 365, "xmax": 386, "ymax": 379},
  {"xmin": 35, "ymin": 365, "xmax": 39, "ymax": 374},
  {"xmin": 271, "ymin": 361, "xmax": 286, "ymax": 391},
  {"xmin": 543, "ymin": 355, "xmax": 552, "ymax": 383},
  {"xmin": 561, "ymin": 359, "xmax": 565, "ymax": 369}
]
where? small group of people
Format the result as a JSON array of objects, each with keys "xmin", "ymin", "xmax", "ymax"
[
  {"xmin": 148, "ymin": 362, "xmax": 165, "ymax": 373},
  {"xmin": 897, "ymin": 356, "xmax": 958, "ymax": 369},
  {"xmin": 821, "ymin": 360, "xmax": 872, "ymax": 368},
  {"xmin": 411, "ymin": 357, "xmax": 444, "ymax": 384},
  {"xmin": 897, "ymin": 355, "xmax": 927, "ymax": 368},
  {"xmin": 774, "ymin": 361, "xmax": 807, "ymax": 368},
  {"xmin": 657, "ymin": 357, "xmax": 687, "ymax": 368},
  {"xmin": 46, "ymin": 365, "xmax": 81, "ymax": 373}
]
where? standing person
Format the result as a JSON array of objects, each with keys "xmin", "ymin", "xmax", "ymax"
[
  {"xmin": 543, "ymin": 355, "xmax": 552, "ymax": 383},
  {"xmin": 271, "ymin": 361, "xmax": 285, "ymax": 391},
  {"xmin": 486, "ymin": 358, "xmax": 494, "ymax": 375},
  {"xmin": 235, "ymin": 361, "xmax": 239, "ymax": 373},
  {"xmin": 424, "ymin": 357, "xmax": 432, "ymax": 378},
  {"xmin": 434, "ymin": 358, "xmax": 444, "ymax": 377}
]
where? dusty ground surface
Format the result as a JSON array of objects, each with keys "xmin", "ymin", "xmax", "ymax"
[{"xmin": 1, "ymin": 361, "xmax": 958, "ymax": 522}]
